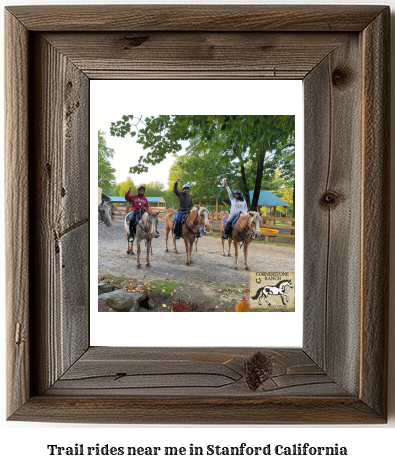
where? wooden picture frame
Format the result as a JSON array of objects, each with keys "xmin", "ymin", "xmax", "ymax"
[{"xmin": 5, "ymin": 5, "xmax": 389, "ymax": 424}]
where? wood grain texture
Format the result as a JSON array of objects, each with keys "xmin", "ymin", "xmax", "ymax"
[
  {"xmin": 304, "ymin": 35, "xmax": 362, "ymax": 395},
  {"xmin": 6, "ymin": 5, "xmax": 386, "ymax": 32},
  {"xmin": 46, "ymin": 347, "xmax": 344, "ymax": 397},
  {"xmin": 360, "ymin": 9, "xmax": 390, "ymax": 417},
  {"xmin": 5, "ymin": 5, "xmax": 389, "ymax": 424},
  {"xmin": 41, "ymin": 32, "xmax": 352, "ymax": 80},
  {"xmin": 29, "ymin": 34, "xmax": 90, "ymax": 395},
  {"xmin": 5, "ymin": 10, "xmax": 30, "ymax": 418},
  {"xmin": 10, "ymin": 396, "xmax": 383, "ymax": 425}
]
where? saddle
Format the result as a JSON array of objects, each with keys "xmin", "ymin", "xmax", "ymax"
[
  {"xmin": 172, "ymin": 210, "xmax": 200, "ymax": 240},
  {"xmin": 127, "ymin": 208, "xmax": 146, "ymax": 236},
  {"xmin": 223, "ymin": 215, "xmax": 240, "ymax": 237},
  {"xmin": 135, "ymin": 208, "xmax": 146, "ymax": 225},
  {"xmin": 170, "ymin": 211, "xmax": 189, "ymax": 224}
]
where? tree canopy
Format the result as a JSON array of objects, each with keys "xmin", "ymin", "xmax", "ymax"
[
  {"xmin": 98, "ymin": 130, "xmax": 116, "ymax": 194},
  {"xmin": 110, "ymin": 115, "xmax": 295, "ymax": 211}
]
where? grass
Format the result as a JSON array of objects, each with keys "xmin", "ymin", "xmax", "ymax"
[
  {"xmin": 147, "ymin": 279, "xmax": 187, "ymax": 298},
  {"xmin": 203, "ymin": 280, "xmax": 249, "ymax": 295},
  {"xmin": 99, "ymin": 274, "xmax": 128, "ymax": 284}
]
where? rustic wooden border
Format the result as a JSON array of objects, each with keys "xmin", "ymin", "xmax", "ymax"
[{"xmin": 5, "ymin": 5, "xmax": 389, "ymax": 423}]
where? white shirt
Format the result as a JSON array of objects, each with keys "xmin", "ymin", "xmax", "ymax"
[{"xmin": 226, "ymin": 186, "xmax": 248, "ymax": 215}]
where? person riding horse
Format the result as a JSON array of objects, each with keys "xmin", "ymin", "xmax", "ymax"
[
  {"xmin": 173, "ymin": 179, "xmax": 202, "ymax": 240},
  {"xmin": 125, "ymin": 185, "xmax": 160, "ymax": 242},
  {"xmin": 222, "ymin": 180, "xmax": 248, "ymax": 239}
]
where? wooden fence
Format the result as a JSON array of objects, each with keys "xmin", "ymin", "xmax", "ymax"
[{"xmin": 108, "ymin": 204, "xmax": 295, "ymax": 241}]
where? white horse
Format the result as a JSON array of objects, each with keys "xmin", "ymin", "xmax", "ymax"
[
  {"xmin": 98, "ymin": 201, "xmax": 112, "ymax": 227},
  {"xmin": 124, "ymin": 210, "xmax": 159, "ymax": 268},
  {"xmin": 251, "ymin": 279, "xmax": 293, "ymax": 306}
]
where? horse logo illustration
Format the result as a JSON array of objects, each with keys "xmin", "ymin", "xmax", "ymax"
[{"xmin": 251, "ymin": 279, "xmax": 293, "ymax": 307}]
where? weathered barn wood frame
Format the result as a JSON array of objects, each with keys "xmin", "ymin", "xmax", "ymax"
[{"xmin": 5, "ymin": 5, "xmax": 389, "ymax": 423}]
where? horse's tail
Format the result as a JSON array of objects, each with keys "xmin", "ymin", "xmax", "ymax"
[{"xmin": 251, "ymin": 287, "xmax": 264, "ymax": 299}]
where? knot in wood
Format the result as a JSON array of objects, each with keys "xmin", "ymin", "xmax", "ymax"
[
  {"xmin": 123, "ymin": 35, "xmax": 149, "ymax": 48},
  {"xmin": 246, "ymin": 351, "xmax": 273, "ymax": 391},
  {"xmin": 321, "ymin": 190, "xmax": 340, "ymax": 208},
  {"xmin": 332, "ymin": 68, "xmax": 348, "ymax": 87}
]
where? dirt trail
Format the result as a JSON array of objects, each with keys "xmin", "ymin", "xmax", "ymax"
[
  {"xmin": 99, "ymin": 219, "xmax": 294, "ymax": 283},
  {"xmin": 98, "ymin": 219, "xmax": 295, "ymax": 311}
]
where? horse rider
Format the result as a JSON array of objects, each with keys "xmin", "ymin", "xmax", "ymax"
[
  {"xmin": 125, "ymin": 185, "xmax": 160, "ymax": 242},
  {"xmin": 173, "ymin": 178, "xmax": 199, "ymax": 240},
  {"xmin": 222, "ymin": 179, "xmax": 248, "ymax": 239}
]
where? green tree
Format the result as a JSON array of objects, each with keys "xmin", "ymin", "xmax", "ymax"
[
  {"xmin": 141, "ymin": 180, "xmax": 166, "ymax": 197},
  {"xmin": 98, "ymin": 130, "xmax": 116, "ymax": 194},
  {"xmin": 110, "ymin": 115, "xmax": 295, "ymax": 211},
  {"xmin": 106, "ymin": 183, "xmax": 121, "ymax": 197},
  {"xmin": 119, "ymin": 177, "xmax": 137, "ymax": 197}
]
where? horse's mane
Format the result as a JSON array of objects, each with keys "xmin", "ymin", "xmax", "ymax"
[{"xmin": 275, "ymin": 279, "xmax": 291, "ymax": 288}]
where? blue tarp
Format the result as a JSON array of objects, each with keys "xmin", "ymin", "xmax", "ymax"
[
  {"xmin": 107, "ymin": 196, "xmax": 163, "ymax": 202},
  {"xmin": 249, "ymin": 190, "xmax": 290, "ymax": 207}
]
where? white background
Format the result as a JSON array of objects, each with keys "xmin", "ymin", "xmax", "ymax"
[
  {"xmin": 91, "ymin": 80, "xmax": 304, "ymax": 347},
  {"xmin": 1, "ymin": 0, "xmax": 394, "ymax": 469}
]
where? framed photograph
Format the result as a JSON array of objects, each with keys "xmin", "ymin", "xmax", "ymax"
[
  {"xmin": 92, "ymin": 80, "xmax": 302, "ymax": 348},
  {"xmin": 5, "ymin": 5, "xmax": 389, "ymax": 423}
]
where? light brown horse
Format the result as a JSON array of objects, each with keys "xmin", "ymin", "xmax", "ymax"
[
  {"xmin": 164, "ymin": 207, "xmax": 210, "ymax": 265},
  {"xmin": 124, "ymin": 211, "xmax": 159, "ymax": 268},
  {"xmin": 220, "ymin": 211, "xmax": 262, "ymax": 270}
]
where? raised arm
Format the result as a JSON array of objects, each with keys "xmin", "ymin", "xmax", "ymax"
[
  {"xmin": 125, "ymin": 187, "xmax": 132, "ymax": 202},
  {"xmin": 173, "ymin": 178, "xmax": 181, "ymax": 197},
  {"xmin": 225, "ymin": 185, "xmax": 234, "ymax": 201}
]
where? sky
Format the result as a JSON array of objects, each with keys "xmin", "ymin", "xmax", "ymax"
[
  {"xmin": 91, "ymin": 80, "xmax": 303, "ymax": 191},
  {"xmin": 96, "ymin": 113, "xmax": 180, "ymax": 189}
]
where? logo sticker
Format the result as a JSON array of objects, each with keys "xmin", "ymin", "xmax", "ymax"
[{"xmin": 250, "ymin": 272, "xmax": 295, "ymax": 311}]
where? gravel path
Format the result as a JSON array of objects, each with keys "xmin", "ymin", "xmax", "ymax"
[{"xmin": 99, "ymin": 218, "xmax": 295, "ymax": 287}]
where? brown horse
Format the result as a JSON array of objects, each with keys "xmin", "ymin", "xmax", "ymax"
[
  {"xmin": 220, "ymin": 211, "xmax": 262, "ymax": 270},
  {"xmin": 164, "ymin": 207, "xmax": 210, "ymax": 265},
  {"xmin": 124, "ymin": 211, "xmax": 159, "ymax": 268}
]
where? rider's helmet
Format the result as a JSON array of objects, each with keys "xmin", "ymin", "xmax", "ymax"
[
  {"xmin": 182, "ymin": 184, "xmax": 190, "ymax": 190},
  {"xmin": 233, "ymin": 189, "xmax": 242, "ymax": 195},
  {"xmin": 138, "ymin": 185, "xmax": 145, "ymax": 191}
]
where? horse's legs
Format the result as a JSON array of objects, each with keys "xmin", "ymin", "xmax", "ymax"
[
  {"xmin": 145, "ymin": 241, "xmax": 151, "ymax": 267},
  {"xmin": 136, "ymin": 241, "xmax": 142, "ymax": 268},
  {"xmin": 126, "ymin": 231, "xmax": 134, "ymax": 255},
  {"xmin": 221, "ymin": 237, "xmax": 225, "ymax": 256},
  {"xmin": 184, "ymin": 237, "xmax": 190, "ymax": 265},
  {"xmin": 164, "ymin": 226, "xmax": 169, "ymax": 252},
  {"xmin": 233, "ymin": 241, "xmax": 239, "ymax": 269},
  {"xmin": 172, "ymin": 234, "xmax": 178, "ymax": 253},
  {"xmin": 126, "ymin": 234, "xmax": 130, "ymax": 254},
  {"xmin": 244, "ymin": 243, "xmax": 249, "ymax": 271},
  {"xmin": 188, "ymin": 241, "xmax": 194, "ymax": 264},
  {"xmin": 227, "ymin": 239, "xmax": 231, "ymax": 256}
]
